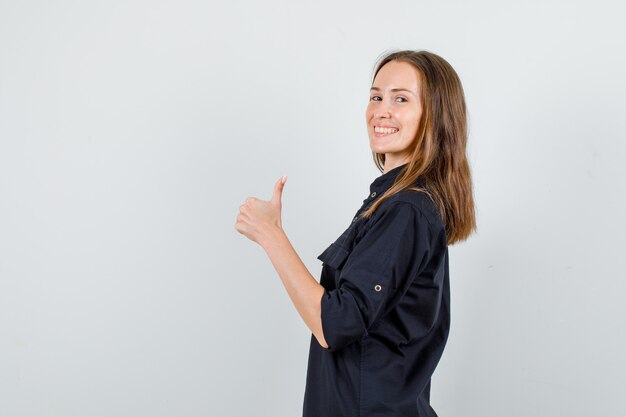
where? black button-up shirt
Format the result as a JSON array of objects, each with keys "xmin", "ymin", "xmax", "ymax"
[{"xmin": 303, "ymin": 163, "xmax": 450, "ymax": 417}]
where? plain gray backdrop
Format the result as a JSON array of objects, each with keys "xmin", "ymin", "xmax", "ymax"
[{"xmin": 1, "ymin": 1, "xmax": 625, "ymax": 416}]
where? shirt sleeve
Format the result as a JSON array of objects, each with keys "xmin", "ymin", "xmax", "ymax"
[{"xmin": 319, "ymin": 201, "xmax": 435, "ymax": 352}]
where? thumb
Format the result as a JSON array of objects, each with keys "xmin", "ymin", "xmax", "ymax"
[{"xmin": 271, "ymin": 175, "xmax": 287, "ymax": 205}]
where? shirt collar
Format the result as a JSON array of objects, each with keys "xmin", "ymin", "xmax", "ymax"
[{"xmin": 369, "ymin": 163, "xmax": 409, "ymax": 196}]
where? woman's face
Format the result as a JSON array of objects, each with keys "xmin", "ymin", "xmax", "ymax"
[{"xmin": 366, "ymin": 60, "xmax": 423, "ymax": 171}]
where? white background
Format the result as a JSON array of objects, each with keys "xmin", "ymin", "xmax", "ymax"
[{"xmin": 1, "ymin": 1, "xmax": 625, "ymax": 416}]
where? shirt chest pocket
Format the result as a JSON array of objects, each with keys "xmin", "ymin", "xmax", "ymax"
[
  {"xmin": 317, "ymin": 213, "xmax": 362, "ymax": 271},
  {"xmin": 317, "ymin": 218, "xmax": 374, "ymax": 290},
  {"xmin": 317, "ymin": 242, "xmax": 351, "ymax": 271},
  {"xmin": 316, "ymin": 214, "xmax": 367, "ymax": 271}
]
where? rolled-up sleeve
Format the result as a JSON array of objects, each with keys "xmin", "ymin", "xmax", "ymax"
[{"xmin": 320, "ymin": 201, "xmax": 434, "ymax": 352}]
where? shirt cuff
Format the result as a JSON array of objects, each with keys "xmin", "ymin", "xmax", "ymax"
[{"xmin": 320, "ymin": 287, "xmax": 367, "ymax": 352}]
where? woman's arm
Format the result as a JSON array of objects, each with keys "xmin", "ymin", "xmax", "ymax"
[
  {"xmin": 235, "ymin": 175, "xmax": 328, "ymax": 349},
  {"xmin": 260, "ymin": 227, "xmax": 329, "ymax": 349}
]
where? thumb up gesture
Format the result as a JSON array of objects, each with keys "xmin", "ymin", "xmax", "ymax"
[{"xmin": 235, "ymin": 175, "xmax": 287, "ymax": 246}]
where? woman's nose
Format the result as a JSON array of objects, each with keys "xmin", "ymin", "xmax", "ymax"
[
  {"xmin": 374, "ymin": 109, "xmax": 391, "ymax": 118},
  {"xmin": 372, "ymin": 102, "xmax": 391, "ymax": 118}
]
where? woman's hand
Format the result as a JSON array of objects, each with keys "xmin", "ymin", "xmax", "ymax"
[{"xmin": 235, "ymin": 175, "xmax": 287, "ymax": 246}]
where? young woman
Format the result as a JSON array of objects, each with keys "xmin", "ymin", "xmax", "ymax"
[{"xmin": 235, "ymin": 49, "xmax": 476, "ymax": 417}]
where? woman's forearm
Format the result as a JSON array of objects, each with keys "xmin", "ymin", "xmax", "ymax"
[{"xmin": 260, "ymin": 226, "xmax": 329, "ymax": 349}]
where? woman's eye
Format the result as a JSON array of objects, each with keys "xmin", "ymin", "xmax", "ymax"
[
  {"xmin": 370, "ymin": 96, "xmax": 381, "ymax": 101},
  {"xmin": 396, "ymin": 97, "xmax": 407, "ymax": 103}
]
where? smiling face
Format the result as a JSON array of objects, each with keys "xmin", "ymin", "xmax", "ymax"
[{"xmin": 366, "ymin": 60, "xmax": 424, "ymax": 172}]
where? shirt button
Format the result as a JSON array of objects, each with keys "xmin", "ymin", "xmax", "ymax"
[
  {"xmin": 374, "ymin": 284, "xmax": 382, "ymax": 292},
  {"xmin": 370, "ymin": 191, "xmax": 377, "ymax": 198}
]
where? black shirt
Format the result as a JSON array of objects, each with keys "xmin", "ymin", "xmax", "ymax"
[{"xmin": 302, "ymin": 163, "xmax": 450, "ymax": 417}]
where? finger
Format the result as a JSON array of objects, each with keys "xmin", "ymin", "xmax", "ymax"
[{"xmin": 271, "ymin": 175, "xmax": 287, "ymax": 204}]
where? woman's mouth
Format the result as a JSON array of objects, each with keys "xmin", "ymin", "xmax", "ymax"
[{"xmin": 374, "ymin": 126, "xmax": 399, "ymax": 137}]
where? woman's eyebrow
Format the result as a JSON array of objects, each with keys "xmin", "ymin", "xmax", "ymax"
[{"xmin": 370, "ymin": 87, "xmax": 417, "ymax": 96}]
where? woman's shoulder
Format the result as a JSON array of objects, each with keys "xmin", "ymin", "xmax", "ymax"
[{"xmin": 384, "ymin": 188, "xmax": 444, "ymax": 230}]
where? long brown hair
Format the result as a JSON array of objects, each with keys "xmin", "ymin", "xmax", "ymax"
[{"xmin": 360, "ymin": 50, "xmax": 476, "ymax": 245}]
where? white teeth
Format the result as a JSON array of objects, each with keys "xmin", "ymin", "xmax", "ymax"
[{"xmin": 374, "ymin": 126, "xmax": 399, "ymax": 134}]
